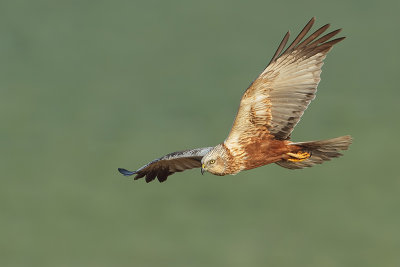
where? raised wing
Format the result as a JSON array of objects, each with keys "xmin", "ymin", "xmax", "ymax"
[
  {"xmin": 225, "ymin": 18, "xmax": 344, "ymax": 148},
  {"xmin": 118, "ymin": 147, "xmax": 213, "ymax": 183}
]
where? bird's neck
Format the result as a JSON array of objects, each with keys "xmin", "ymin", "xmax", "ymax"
[{"xmin": 220, "ymin": 143, "xmax": 243, "ymax": 175}]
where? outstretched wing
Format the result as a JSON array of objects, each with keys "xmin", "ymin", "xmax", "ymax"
[
  {"xmin": 118, "ymin": 147, "xmax": 213, "ymax": 183},
  {"xmin": 225, "ymin": 18, "xmax": 344, "ymax": 149}
]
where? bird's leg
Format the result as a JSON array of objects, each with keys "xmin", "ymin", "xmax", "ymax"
[{"xmin": 286, "ymin": 151, "xmax": 311, "ymax": 162}]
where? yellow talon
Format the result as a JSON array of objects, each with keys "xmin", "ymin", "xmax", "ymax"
[{"xmin": 287, "ymin": 151, "xmax": 311, "ymax": 162}]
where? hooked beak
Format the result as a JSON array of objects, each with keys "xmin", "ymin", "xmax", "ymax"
[{"xmin": 201, "ymin": 164, "xmax": 205, "ymax": 175}]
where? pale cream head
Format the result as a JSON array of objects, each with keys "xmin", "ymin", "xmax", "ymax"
[{"xmin": 201, "ymin": 144, "xmax": 227, "ymax": 176}]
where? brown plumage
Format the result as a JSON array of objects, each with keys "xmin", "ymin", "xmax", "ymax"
[{"xmin": 118, "ymin": 18, "xmax": 352, "ymax": 183}]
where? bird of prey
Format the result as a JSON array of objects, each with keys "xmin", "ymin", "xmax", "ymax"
[{"xmin": 118, "ymin": 18, "xmax": 352, "ymax": 183}]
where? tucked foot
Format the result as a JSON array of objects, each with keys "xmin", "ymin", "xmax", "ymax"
[{"xmin": 287, "ymin": 151, "xmax": 311, "ymax": 162}]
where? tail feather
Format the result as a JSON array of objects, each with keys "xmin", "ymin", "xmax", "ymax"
[{"xmin": 277, "ymin": 135, "xmax": 352, "ymax": 169}]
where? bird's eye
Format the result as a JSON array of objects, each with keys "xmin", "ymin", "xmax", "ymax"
[{"xmin": 209, "ymin": 160, "xmax": 215, "ymax": 164}]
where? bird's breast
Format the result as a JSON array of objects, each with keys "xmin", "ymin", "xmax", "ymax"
[{"xmin": 225, "ymin": 137, "xmax": 291, "ymax": 172}]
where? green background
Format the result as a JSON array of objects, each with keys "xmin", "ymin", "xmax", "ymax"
[{"xmin": 1, "ymin": 0, "xmax": 399, "ymax": 266}]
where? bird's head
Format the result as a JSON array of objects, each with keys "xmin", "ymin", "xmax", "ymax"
[{"xmin": 201, "ymin": 144, "xmax": 227, "ymax": 176}]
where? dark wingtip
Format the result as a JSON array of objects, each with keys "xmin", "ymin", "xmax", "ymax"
[{"xmin": 118, "ymin": 168, "xmax": 136, "ymax": 176}]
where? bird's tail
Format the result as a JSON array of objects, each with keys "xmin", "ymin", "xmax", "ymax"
[{"xmin": 276, "ymin": 135, "xmax": 352, "ymax": 169}]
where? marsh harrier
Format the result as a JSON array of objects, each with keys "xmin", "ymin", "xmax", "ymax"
[{"xmin": 118, "ymin": 18, "xmax": 352, "ymax": 183}]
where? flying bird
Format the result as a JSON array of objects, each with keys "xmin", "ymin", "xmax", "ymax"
[{"xmin": 118, "ymin": 18, "xmax": 352, "ymax": 183}]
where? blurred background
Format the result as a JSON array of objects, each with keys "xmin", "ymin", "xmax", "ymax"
[{"xmin": 1, "ymin": 0, "xmax": 399, "ymax": 266}]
